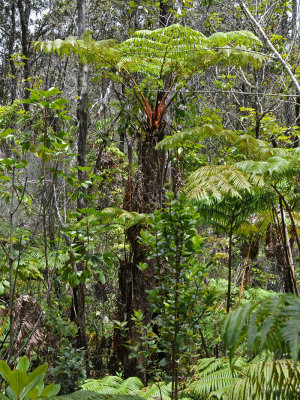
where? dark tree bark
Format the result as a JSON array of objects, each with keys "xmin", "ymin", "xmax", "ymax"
[
  {"xmin": 111, "ymin": 0, "xmax": 175, "ymax": 379},
  {"xmin": 70, "ymin": 0, "xmax": 90, "ymax": 377}
]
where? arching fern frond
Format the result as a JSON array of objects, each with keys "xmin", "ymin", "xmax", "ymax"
[
  {"xmin": 157, "ymin": 125, "xmax": 283, "ymax": 162},
  {"xmin": 223, "ymin": 295, "xmax": 300, "ymax": 365},
  {"xmin": 185, "ymin": 357, "xmax": 246, "ymax": 399},
  {"xmin": 237, "ymin": 150, "xmax": 300, "ymax": 182},
  {"xmin": 186, "ymin": 165, "xmax": 251, "ymax": 201},
  {"xmin": 35, "ymin": 32, "xmax": 118, "ymax": 67},
  {"xmin": 80, "ymin": 377, "xmax": 170, "ymax": 400},
  {"xmin": 185, "ymin": 356, "xmax": 300, "ymax": 400},
  {"xmin": 219, "ymin": 360, "xmax": 300, "ymax": 400},
  {"xmin": 37, "ymin": 24, "xmax": 264, "ymax": 80},
  {"xmin": 138, "ymin": 382, "xmax": 171, "ymax": 400}
]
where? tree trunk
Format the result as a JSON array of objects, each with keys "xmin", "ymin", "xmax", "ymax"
[
  {"xmin": 112, "ymin": 3, "xmax": 175, "ymax": 378},
  {"xmin": 70, "ymin": 0, "xmax": 90, "ymax": 377},
  {"xmin": 17, "ymin": 0, "xmax": 31, "ymax": 106},
  {"xmin": 8, "ymin": 0, "xmax": 17, "ymax": 103}
]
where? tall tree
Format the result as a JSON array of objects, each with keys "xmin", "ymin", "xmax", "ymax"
[{"xmin": 70, "ymin": 0, "xmax": 90, "ymax": 376}]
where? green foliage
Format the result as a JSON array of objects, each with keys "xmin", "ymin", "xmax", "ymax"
[
  {"xmin": 36, "ymin": 25, "xmax": 263, "ymax": 77},
  {"xmin": 81, "ymin": 376, "xmax": 170, "ymax": 400},
  {"xmin": 184, "ymin": 356, "xmax": 300, "ymax": 399},
  {"xmin": 48, "ymin": 345, "xmax": 86, "ymax": 395},
  {"xmin": 46, "ymin": 393, "xmax": 143, "ymax": 400},
  {"xmin": 223, "ymin": 295, "xmax": 300, "ymax": 364},
  {"xmin": 136, "ymin": 193, "xmax": 217, "ymax": 392},
  {"xmin": 157, "ymin": 124, "xmax": 284, "ymax": 161},
  {"xmin": 0, "ymin": 356, "xmax": 60, "ymax": 400},
  {"xmin": 186, "ymin": 165, "xmax": 251, "ymax": 200}
]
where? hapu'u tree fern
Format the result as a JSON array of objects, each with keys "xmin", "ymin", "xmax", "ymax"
[
  {"xmin": 35, "ymin": 25, "xmax": 264, "ymax": 77},
  {"xmin": 36, "ymin": 24, "xmax": 265, "ymax": 374}
]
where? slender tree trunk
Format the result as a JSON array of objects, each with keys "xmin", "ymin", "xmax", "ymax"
[
  {"xmin": 70, "ymin": 0, "xmax": 90, "ymax": 376},
  {"xmin": 17, "ymin": 0, "xmax": 31, "ymax": 106},
  {"xmin": 292, "ymin": 0, "xmax": 298, "ymax": 40},
  {"xmin": 226, "ymin": 223, "xmax": 234, "ymax": 313},
  {"xmin": 279, "ymin": 198, "xmax": 299, "ymax": 295},
  {"xmin": 238, "ymin": 238, "xmax": 253, "ymax": 306},
  {"xmin": 8, "ymin": 0, "xmax": 17, "ymax": 103},
  {"xmin": 294, "ymin": 96, "xmax": 300, "ymax": 147},
  {"xmin": 8, "ymin": 168, "xmax": 16, "ymax": 362}
]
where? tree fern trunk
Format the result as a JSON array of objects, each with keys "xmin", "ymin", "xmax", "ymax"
[{"xmin": 112, "ymin": 3, "xmax": 174, "ymax": 379}]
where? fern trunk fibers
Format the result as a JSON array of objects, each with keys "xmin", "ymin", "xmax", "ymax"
[
  {"xmin": 112, "ymin": 124, "xmax": 168, "ymax": 378},
  {"xmin": 113, "ymin": 1, "xmax": 176, "ymax": 378}
]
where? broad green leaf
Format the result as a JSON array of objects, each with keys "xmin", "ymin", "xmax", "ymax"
[
  {"xmin": 0, "ymin": 361, "xmax": 12, "ymax": 383},
  {"xmin": 16, "ymin": 357, "xmax": 30, "ymax": 373},
  {"xmin": 7, "ymin": 370, "xmax": 28, "ymax": 397},
  {"xmin": 41, "ymin": 383, "xmax": 61, "ymax": 397}
]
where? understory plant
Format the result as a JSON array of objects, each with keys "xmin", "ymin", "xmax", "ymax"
[
  {"xmin": 0, "ymin": 356, "xmax": 60, "ymax": 400},
  {"xmin": 131, "ymin": 192, "xmax": 217, "ymax": 399}
]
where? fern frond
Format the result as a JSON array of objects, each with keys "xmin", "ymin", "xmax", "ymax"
[
  {"xmin": 209, "ymin": 30, "xmax": 263, "ymax": 48},
  {"xmin": 186, "ymin": 165, "xmax": 251, "ymax": 201},
  {"xmin": 223, "ymin": 295, "xmax": 300, "ymax": 364},
  {"xmin": 80, "ymin": 378, "xmax": 170, "ymax": 400},
  {"xmin": 223, "ymin": 360, "xmax": 300, "ymax": 400},
  {"xmin": 118, "ymin": 378, "xmax": 144, "ymax": 395},
  {"xmin": 82, "ymin": 377, "xmax": 125, "ymax": 394},
  {"xmin": 97, "ymin": 208, "xmax": 149, "ymax": 228},
  {"xmin": 35, "ymin": 33, "xmax": 118, "ymax": 66},
  {"xmin": 37, "ymin": 24, "xmax": 263, "ymax": 81},
  {"xmin": 138, "ymin": 382, "xmax": 171, "ymax": 400}
]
